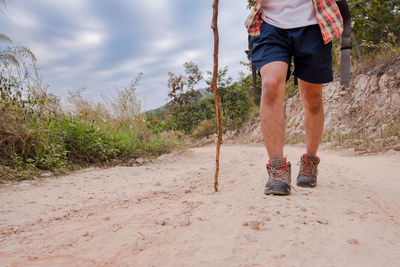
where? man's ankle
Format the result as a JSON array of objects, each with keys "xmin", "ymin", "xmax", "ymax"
[
  {"xmin": 305, "ymin": 153, "xmax": 317, "ymax": 157},
  {"xmin": 268, "ymin": 154, "xmax": 284, "ymax": 161}
]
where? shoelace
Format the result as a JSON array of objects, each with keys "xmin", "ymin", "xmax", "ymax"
[
  {"xmin": 267, "ymin": 165, "xmax": 297, "ymax": 191},
  {"xmin": 297, "ymin": 158, "xmax": 318, "ymax": 177}
]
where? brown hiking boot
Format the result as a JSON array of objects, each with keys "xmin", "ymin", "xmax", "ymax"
[
  {"xmin": 296, "ymin": 154, "xmax": 320, "ymax": 188},
  {"xmin": 264, "ymin": 157, "xmax": 291, "ymax": 196}
]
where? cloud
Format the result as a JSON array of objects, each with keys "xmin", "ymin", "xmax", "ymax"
[
  {"xmin": 0, "ymin": 0, "xmax": 252, "ymax": 111},
  {"xmin": 173, "ymin": 49, "xmax": 207, "ymax": 68},
  {"xmin": 95, "ymin": 57, "xmax": 157, "ymax": 79},
  {"xmin": 58, "ymin": 30, "xmax": 106, "ymax": 50},
  {"xmin": 6, "ymin": 8, "xmax": 39, "ymax": 29},
  {"xmin": 151, "ymin": 35, "xmax": 179, "ymax": 53},
  {"xmin": 28, "ymin": 42, "xmax": 68, "ymax": 65},
  {"xmin": 135, "ymin": 0, "xmax": 169, "ymax": 11}
]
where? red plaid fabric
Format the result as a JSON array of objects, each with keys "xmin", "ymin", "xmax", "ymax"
[{"xmin": 245, "ymin": 0, "xmax": 343, "ymax": 44}]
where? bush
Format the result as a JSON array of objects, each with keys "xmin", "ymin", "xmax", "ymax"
[
  {"xmin": 220, "ymin": 82, "xmax": 251, "ymax": 129},
  {"xmin": 169, "ymin": 89, "xmax": 204, "ymax": 134},
  {"xmin": 0, "ymin": 70, "xmax": 179, "ymax": 181},
  {"xmin": 192, "ymin": 119, "xmax": 217, "ymax": 138},
  {"xmin": 49, "ymin": 118, "xmax": 119, "ymax": 163},
  {"xmin": 145, "ymin": 112, "xmax": 167, "ymax": 134}
]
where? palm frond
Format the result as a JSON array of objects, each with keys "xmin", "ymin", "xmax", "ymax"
[
  {"xmin": 0, "ymin": 33, "xmax": 12, "ymax": 43},
  {"xmin": 0, "ymin": 0, "xmax": 6, "ymax": 16},
  {"xmin": 16, "ymin": 46, "xmax": 37, "ymax": 62},
  {"xmin": 0, "ymin": 52, "xmax": 20, "ymax": 67}
]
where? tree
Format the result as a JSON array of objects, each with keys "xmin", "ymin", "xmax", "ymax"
[
  {"xmin": 206, "ymin": 66, "xmax": 251, "ymax": 129},
  {"xmin": 183, "ymin": 61, "xmax": 203, "ymax": 91},
  {"xmin": 247, "ymin": 0, "xmax": 256, "ymax": 9},
  {"xmin": 167, "ymin": 61, "xmax": 205, "ymax": 133},
  {"xmin": 167, "ymin": 61, "xmax": 203, "ymax": 104},
  {"xmin": 349, "ymin": 0, "xmax": 400, "ymax": 55},
  {"xmin": 169, "ymin": 89, "xmax": 204, "ymax": 133}
]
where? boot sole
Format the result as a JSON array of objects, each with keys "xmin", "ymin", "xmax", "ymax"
[
  {"xmin": 264, "ymin": 189, "xmax": 291, "ymax": 196},
  {"xmin": 296, "ymin": 182, "xmax": 316, "ymax": 188}
]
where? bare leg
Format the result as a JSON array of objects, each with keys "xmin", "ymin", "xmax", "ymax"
[
  {"xmin": 298, "ymin": 79, "xmax": 324, "ymax": 156},
  {"xmin": 259, "ymin": 62, "xmax": 288, "ymax": 159}
]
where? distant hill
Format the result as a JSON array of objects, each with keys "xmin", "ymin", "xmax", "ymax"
[{"xmin": 146, "ymin": 87, "xmax": 210, "ymax": 114}]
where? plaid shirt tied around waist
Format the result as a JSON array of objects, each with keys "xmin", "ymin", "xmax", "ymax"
[{"xmin": 245, "ymin": 0, "xmax": 343, "ymax": 44}]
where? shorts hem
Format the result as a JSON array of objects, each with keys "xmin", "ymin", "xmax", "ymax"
[
  {"xmin": 253, "ymin": 58, "xmax": 290, "ymax": 74},
  {"xmin": 294, "ymin": 73, "xmax": 333, "ymax": 84}
]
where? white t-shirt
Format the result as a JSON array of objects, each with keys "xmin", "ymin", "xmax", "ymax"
[{"xmin": 261, "ymin": 0, "xmax": 318, "ymax": 29}]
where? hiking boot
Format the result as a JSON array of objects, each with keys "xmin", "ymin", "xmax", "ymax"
[
  {"xmin": 296, "ymin": 154, "xmax": 320, "ymax": 188},
  {"xmin": 264, "ymin": 157, "xmax": 291, "ymax": 196}
]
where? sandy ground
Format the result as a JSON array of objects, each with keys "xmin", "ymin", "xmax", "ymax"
[{"xmin": 1, "ymin": 144, "xmax": 400, "ymax": 267}]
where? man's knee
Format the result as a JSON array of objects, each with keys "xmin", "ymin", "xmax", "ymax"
[
  {"xmin": 303, "ymin": 95, "xmax": 323, "ymax": 115},
  {"xmin": 261, "ymin": 78, "xmax": 283, "ymax": 105}
]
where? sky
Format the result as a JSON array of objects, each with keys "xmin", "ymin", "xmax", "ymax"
[{"xmin": 0, "ymin": 0, "xmax": 251, "ymax": 111}]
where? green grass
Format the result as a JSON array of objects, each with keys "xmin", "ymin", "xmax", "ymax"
[
  {"xmin": 0, "ymin": 117, "xmax": 180, "ymax": 181},
  {"xmin": 0, "ymin": 83, "xmax": 180, "ymax": 182}
]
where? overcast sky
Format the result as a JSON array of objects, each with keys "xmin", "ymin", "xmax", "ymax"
[{"xmin": 0, "ymin": 0, "xmax": 250, "ymax": 111}]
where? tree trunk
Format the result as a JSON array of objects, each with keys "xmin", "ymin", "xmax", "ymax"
[
  {"xmin": 211, "ymin": 0, "xmax": 222, "ymax": 192},
  {"xmin": 351, "ymin": 28, "xmax": 363, "ymax": 61}
]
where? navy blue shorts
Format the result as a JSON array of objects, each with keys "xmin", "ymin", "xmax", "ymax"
[{"xmin": 251, "ymin": 22, "xmax": 333, "ymax": 84}]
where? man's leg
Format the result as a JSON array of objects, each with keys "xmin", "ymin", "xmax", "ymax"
[
  {"xmin": 296, "ymin": 78, "xmax": 323, "ymax": 188},
  {"xmin": 298, "ymin": 79, "xmax": 324, "ymax": 155},
  {"xmin": 260, "ymin": 61, "xmax": 292, "ymax": 195},
  {"xmin": 259, "ymin": 61, "xmax": 288, "ymax": 159}
]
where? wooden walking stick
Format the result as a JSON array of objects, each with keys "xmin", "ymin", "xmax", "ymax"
[{"xmin": 211, "ymin": 0, "xmax": 222, "ymax": 192}]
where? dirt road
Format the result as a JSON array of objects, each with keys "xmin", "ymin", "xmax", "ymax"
[{"xmin": 1, "ymin": 144, "xmax": 400, "ymax": 266}]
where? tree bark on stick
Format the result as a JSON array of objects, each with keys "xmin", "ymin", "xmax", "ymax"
[{"xmin": 211, "ymin": 0, "xmax": 222, "ymax": 192}]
